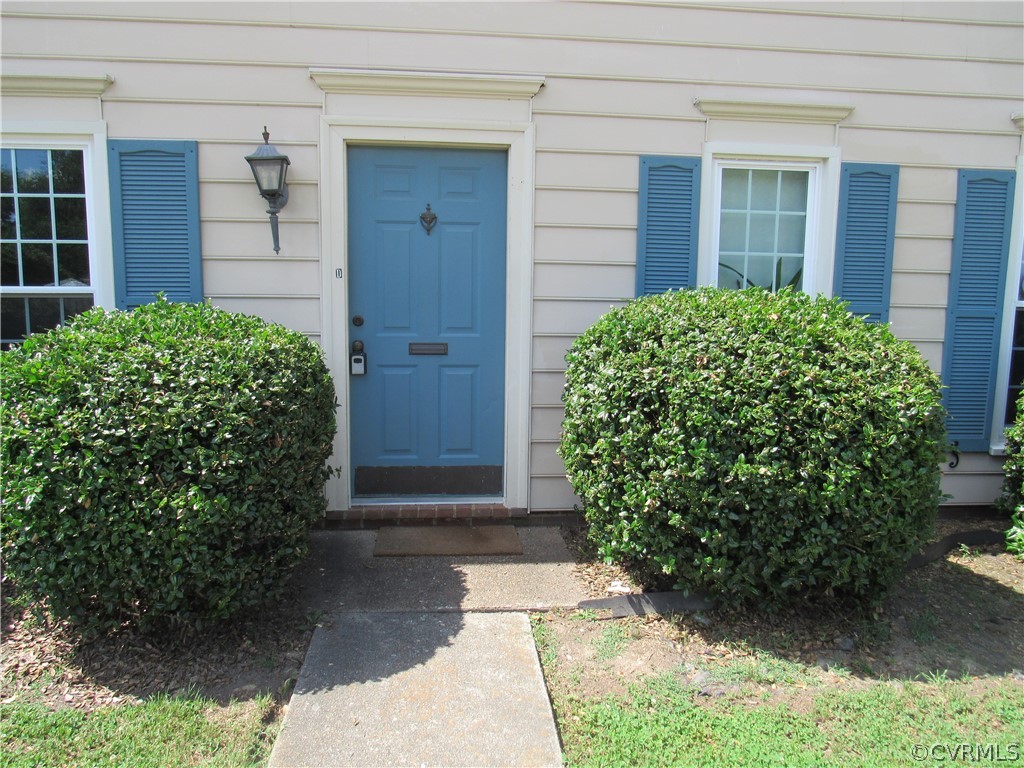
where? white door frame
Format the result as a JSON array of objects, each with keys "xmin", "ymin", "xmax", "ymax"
[{"xmin": 319, "ymin": 118, "xmax": 536, "ymax": 511}]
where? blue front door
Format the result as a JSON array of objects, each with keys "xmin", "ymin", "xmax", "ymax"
[{"xmin": 347, "ymin": 146, "xmax": 507, "ymax": 496}]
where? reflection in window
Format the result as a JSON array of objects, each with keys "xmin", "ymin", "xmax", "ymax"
[
  {"xmin": 0, "ymin": 147, "xmax": 93, "ymax": 347},
  {"xmin": 717, "ymin": 167, "xmax": 808, "ymax": 292}
]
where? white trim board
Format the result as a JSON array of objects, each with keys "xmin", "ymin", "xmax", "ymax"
[
  {"xmin": 0, "ymin": 74, "xmax": 114, "ymax": 98},
  {"xmin": 310, "ymin": 68, "xmax": 545, "ymax": 100}
]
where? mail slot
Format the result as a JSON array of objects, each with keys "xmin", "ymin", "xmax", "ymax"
[{"xmin": 409, "ymin": 342, "xmax": 449, "ymax": 356}]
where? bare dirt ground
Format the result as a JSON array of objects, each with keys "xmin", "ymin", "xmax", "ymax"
[
  {"xmin": 548, "ymin": 515, "xmax": 1023, "ymax": 706},
  {"xmin": 2, "ymin": 514, "xmax": 1021, "ymax": 714}
]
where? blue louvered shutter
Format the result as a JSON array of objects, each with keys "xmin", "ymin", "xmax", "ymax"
[
  {"xmin": 108, "ymin": 140, "xmax": 202, "ymax": 310},
  {"xmin": 941, "ymin": 169, "xmax": 1017, "ymax": 452},
  {"xmin": 833, "ymin": 163, "xmax": 899, "ymax": 322},
  {"xmin": 636, "ymin": 156, "xmax": 701, "ymax": 296}
]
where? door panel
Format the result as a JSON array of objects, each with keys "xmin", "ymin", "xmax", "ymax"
[
  {"xmin": 381, "ymin": 366, "xmax": 416, "ymax": 455},
  {"xmin": 347, "ymin": 146, "xmax": 507, "ymax": 497}
]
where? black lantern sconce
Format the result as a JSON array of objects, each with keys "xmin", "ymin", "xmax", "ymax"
[{"xmin": 245, "ymin": 126, "xmax": 290, "ymax": 253}]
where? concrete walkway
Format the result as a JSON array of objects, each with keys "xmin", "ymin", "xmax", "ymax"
[{"xmin": 268, "ymin": 527, "xmax": 586, "ymax": 768}]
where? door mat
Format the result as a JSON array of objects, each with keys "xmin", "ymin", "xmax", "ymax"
[{"xmin": 374, "ymin": 526, "xmax": 524, "ymax": 557}]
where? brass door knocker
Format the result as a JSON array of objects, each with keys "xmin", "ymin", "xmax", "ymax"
[{"xmin": 420, "ymin": 203, "xmax": 437, "ymax": 235}]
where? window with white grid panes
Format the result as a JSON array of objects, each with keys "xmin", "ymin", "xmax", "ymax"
[
  {"xmin": 1, "ymin": 147, "xmax": 94, "ymax": 348},
  {"xmin": 716, "ymin": 165, "xmax": 811, "ymax": 293}
]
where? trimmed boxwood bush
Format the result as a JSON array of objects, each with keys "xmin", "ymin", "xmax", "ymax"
[
  {"xmin": 560, "ymin": 287, "xmax": 947, "ymax": 608},
  {"xmin": 1, "ymin": 299, "xmax": 336, "ymax": 634},
  {"xmin": 999, "ymin": 398, "xmax": 1024, "ymax": 558}
]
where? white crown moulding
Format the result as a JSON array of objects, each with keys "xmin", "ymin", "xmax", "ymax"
[
  {"xmin": 695, "ymin": 98, "xmax": 854, "ymax": 124},
  {"xmin": 310, "ymin": 68, "xmax": 545, "ymax": 99},
  {"xmin": 0, "ymin": 74, "xmax": 114, "ymax": 98}
]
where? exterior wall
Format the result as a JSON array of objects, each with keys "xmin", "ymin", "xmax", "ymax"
[{"xmin": 2, "ymin": 1, "xmax": 1022, "ymax": 509}]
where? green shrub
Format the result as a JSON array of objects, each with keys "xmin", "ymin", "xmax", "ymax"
[
  {"xmin": 1008, "ymin": 511, "xmax": 1024, "ymax": 559},
  {"xmin": 559, "ymin": 287, "xmax": 947, "ymax": 608},
  {"xmin": 1, "ymin": 299, "xmax": 336, "ymax": 634},
  {"xmin": 999, "ymin": 398, "xmax": 1024, "ymax": 558}
]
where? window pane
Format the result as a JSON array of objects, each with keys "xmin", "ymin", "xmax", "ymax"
[
  {"xmin": 719, "ymin": 212, "xmax": 747, "ymax": 252},
  {"xmin": 750, "ymin": 170, "xmax": 778, "ymax": 211},
  {"xmin": 0, "ymin": 296, "xmax": 27, "ymax": 345},
  {"xmin": 15, "ymin": 149, "xmax": 50, "ymax": 193},
  {"xmin": 27, "ymin": 296, "xmax": 61, "ymax": 335},
  {"xmin": 746, "ymin": 255, "xmax": 775, "ymax": 290},
  {"xmin": 21, "ymin": 243, "xmax": 55, "ymax": 286},
  {"xmin": 749, "ymin": 213, "xmax": 776, "ymax": 252},
  {"xmin": 1007, "ymin": 388, "xmax": 1022, "ymax": 426},
  {"xmin": 780, "ymin": 171, "xmax": 809, "ymax": 212},
  {"xmin": 51, "ymin": 150, "xmax": 85, "ymax": 194},
  {"xmin": 721, "ymin": 169, "xmax": 749, "ymax": 209},
  {"xmin": 777, "ymin": 214, "xmax": 807, "ymax": 255},
  {"xmin": 1, "ymin": 196, "xmax": 14, "ymax": 240},
  {"xmin": 777, "ymin": 256, "xmax": 804, "ymax": 291},
  {"xmin": 17, "ymin": 197, "xmax": 52, "ymax": 240},
  {"xmin": 1, "ymin": 243, "xmax": 18, "ymax": 286},
  {"xmin": 63, "ymin": 296, "xmax": 93, "ymax": 322},
  {"xmin": 1, "ymin": 150, "xmax": 12, "ymax": 194},
  {"xmin": 1010, "ymin": 348, "xmax": 1024, "ymax": 391},
  {"xmin": 1007, "ymin": 308, "xmax": 1024, "ymax": 425},
  {"xmin": 718, "ymin": 253, "xmax": 748, "ymax": 290},
  {"xmin": 1013, "ymin": 307, "xmax": 1024, "ymax": 348},
  {"xmin": 55, "ymin": 198, "xmax": 87, "ymax": 240},
  {"xmin": 57, "ymin": 243, "xmax": 91, "ymax": 286}
]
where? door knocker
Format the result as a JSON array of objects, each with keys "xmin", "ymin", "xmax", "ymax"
[{"xmin": 420, "ymin": 203, "xmax": 437, "ymax": 235}]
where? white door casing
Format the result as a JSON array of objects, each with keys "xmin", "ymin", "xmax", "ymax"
[{"xmin": 318, "ymin": 116, "xmax": 537, "ymax": 511}]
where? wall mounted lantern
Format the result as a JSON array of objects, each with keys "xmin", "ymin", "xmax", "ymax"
[{"xmin": 245, "ymin": 126, "xmax": 290, "ymax": 253}]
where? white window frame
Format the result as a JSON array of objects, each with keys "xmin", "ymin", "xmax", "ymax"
[
  {"xmin": 990, "ymin": 154, "xmax": 1024, "ymax": 454},
  {"xmin": 0, "ymin": 122, "xmax": 114, "ymax": 314},
  {"xmin": 698, "ymin": 142, "xmax": 842, "ymax": 298}
]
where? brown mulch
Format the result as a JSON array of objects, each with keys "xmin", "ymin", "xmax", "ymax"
[{"xmin": 1, "ymin": 575, "xmax": 318, "ymax": 711}]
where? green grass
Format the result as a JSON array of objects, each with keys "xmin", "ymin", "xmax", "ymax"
[
  {"xmin": 557, "ymin": 674, "xmax": 1024, "ymax": 768},
  {"xmin": 705, "ymin": 649, "xmax": 819, "ymax": 687},
  {"xmin": 593, "ymin": 623, "xmax": 630, "ymax": 661},
  {"xmin": 0, "ymin": 694, "xmax": 278, "ymax": 768},
  {"xmin": 531, "ymin": 614, "xmax": 558, "ymax": 668}
]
